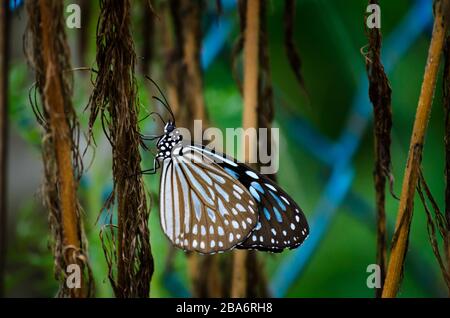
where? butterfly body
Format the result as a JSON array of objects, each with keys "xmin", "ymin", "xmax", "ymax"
[{"xmin": 154, "ymin": 121, "xmax": 309, "ymax": 254}]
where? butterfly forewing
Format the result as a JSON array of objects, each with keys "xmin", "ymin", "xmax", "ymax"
[
  {"xmin": 159, "ymin": 144, "xmax": 259, "ymax": 254},
  {"xmin": 189, "ymin": 145, "xmax": 309, "ymax": 252}
]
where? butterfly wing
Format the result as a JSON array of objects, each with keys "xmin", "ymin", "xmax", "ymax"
[
  {"xmin": 159, "ymin": 145, "xmax": 259, "ymax": 254},
  {"xmin": 233, "ymin": 168, "xmax": 309, "ymax": 252},
  {"xmin": 187, "ymin": 144, "xmax": 309, "ymax": 252}
]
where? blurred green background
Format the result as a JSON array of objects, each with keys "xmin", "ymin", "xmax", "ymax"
[{"xmin": 4, "ymin": 0, "xmax": 448, "ymax": 297}]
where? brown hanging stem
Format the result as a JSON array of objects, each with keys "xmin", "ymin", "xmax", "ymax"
[
  {"xmin": 89, "ymin": 0, "xmax": 153, "ymax": 297},
  {"xmin": 163, "ymin": 0, "xmax": 221, "ymax": 297},
  {"xmin": 140, "ymin": 0, "xmax": 155, "ymax": 74},
  {"xmin": 0, "ymin": 0, "xmax": 8, "ymax": 298},
  {"xmin": 382, "ymin": 0, "xmax": 450, "ymax": 298},
  {"xmin": 364, "ymin": 0, "xmax": 393, "ymax": 297},
  {"xmin": 417, "ymin": 171, "xmax": 450, "ymax": 293},
  {"xmin": 180, "ymin": 0, "xmax": 206, "ymax": 123},
  {"xmin": 231, "ymin": 0, "xmax": 260, "ymax": 298},
  {"xmin": 25, "ymin": 0, "xmax": 94, "ymax": 298},
  {"xmin": 39, "ymin": 0, "xmax": 80, "ymax": 255},
  {"xmin": 181, "ymin": 0, "xmax": 219, "ymax": 296},
  {"xmin": 283, "ymin": 0, "xmax": 306, "ymax": 93}
]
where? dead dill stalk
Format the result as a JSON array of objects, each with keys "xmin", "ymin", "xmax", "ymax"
[
  {"xmin": 89, "ymin": 0, "xmax": 153, "ymax": 297},
  {"xmin": 283, "ymin": 0, "xmax": 306, "ymax": 92},
  {"xmin": 25, "ymin": 0, "xmax": 94, "ymax": 297},
  {"xmin": 180, "ymin": 0, "xmax": 206, "ymax": 124},
  {"xmin": 382, "ymin": 0, "xmax": 450, "ymax": 298},
  {"xmin": 364, "ymin": 0, "xmax": 393, "ymax": 297},
  {"xmin": 231, "ymin": 0, "xmax": 260, "ymax": 298},
  {"xmin": 417, "ymin": 172, "xmax": 450, "ymax": 293},
  {"xmin": 140, "ymin": 0, "xmax": 155, "ymax": 75},
  {"xmin": 163, "ymin": 0, "xmax": 222, "ymax": 297}
]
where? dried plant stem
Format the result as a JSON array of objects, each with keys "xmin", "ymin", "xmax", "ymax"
[
  {"xmin": 231, "ymin": 0, "xmax": 260, "ymax": 298},
  {"xmin": 140, "ymin": 0, "xmax": 154, "ymax": 74},
  {"xmin": 365, "ymin": 0, "xmax": 393, "ymax": 297},
  {"xmin": 417, "ymin": 172, "xmax": 450, "ymax": 293},
  {"xmin": 181, "ymin": 0, "xmax": 205, "ymax": 123},
  {"xmin": 39, "ymin": 0, "xmax": 80, "ymax": 260},
  {"xmin": 283, "ymin": 0, "xmax": 306, "ymax": 92},
  {"xmin": 25, "ymin": 0, "xmax": 93, "ymax": 298},
  {"xmin": 89, "ymin": 0, "xmax": 153, "ymax": 297},
  {"xmin": 0, "ymin": 0, "xmax": 8, "ymax": 298},
  {"xmin": 382, "ymin": 0, "xmax": 449, "ymax": 298},
  {"xmin": 38, "ymin": 3, "xmax": 85, "ymax": 296},
  {"xmin": 182, "ymin": 3, "xmax": 221, "ymax": 294},
  {"xmin": 164, "ymin": 0, "xmax": 220, "ymax": 297},
  {"xmin": 78, "ymin": 0, "xmax": 91, "ymax": 67}
]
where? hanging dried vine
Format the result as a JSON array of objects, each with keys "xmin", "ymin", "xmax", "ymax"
[
  {"xmin": 382, "ymin": 0, "xmax": 450, "ymax": 298},
  {"xmin": 140, "ymin": 0, "xmax": 155, "ymax": 75},
  {"xmin": 24, "ymin": 0, "xmax": 93, "ymax": 297},
  {"xmin": 164, "ymin": 0, "xmax": 222, "ymax": 297},
  {"xmin": 88, "ymin": 0, "xmax": 153, "ymax": 298},
  {"xmin": 232, "ymin": 0, "xmax": 260, "ymax": 298},
  {"xmin": 230, "ymin": 0, "xmax": 270, "ymax": 298},
  {"xmin": 364, "ymin": 0, "xmax": 393, "ymax": 297},
  {"xmin": 283, "ymin": 0, "xmax": 306, "ymax": 93},
  {"xmin": 231, "ymin": 0, "xmax": 246, "ymax": 94},
  {"xmin": 417, "ymin": 171, "xmax": 450, "ymax": 293}
]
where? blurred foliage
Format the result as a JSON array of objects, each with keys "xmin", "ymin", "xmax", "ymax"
[{"xmin": 5, "ymin": 0, "xmax": 449, "ymax": 297}]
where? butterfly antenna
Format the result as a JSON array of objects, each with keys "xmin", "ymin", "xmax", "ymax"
[
  {"xmin": 151, "ymin": 96, "xmax": 175, "ymax": 122},
  {"xmin": 145, "ymin": 76, "xmax": 175, "ymax": 123},
  {"xmin": 140, "ymin": 111, "xmax": 167, "ymax": 126},
  {"xmin": 140, "ymin": 132, "xmax": 163, "ymax": 141}
]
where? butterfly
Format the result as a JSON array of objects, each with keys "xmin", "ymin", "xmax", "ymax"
[{"xmin": 142, "ymin": 79, "xmax": 309, "ymax": 254}]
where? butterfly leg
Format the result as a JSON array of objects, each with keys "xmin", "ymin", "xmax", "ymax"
[{"xmin": 140, "ymin": 158, "xmax": 160, "ymax": 175}]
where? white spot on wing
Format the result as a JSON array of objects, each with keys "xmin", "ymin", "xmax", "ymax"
[
  {"xmin": 245, "ymin": 170, "xmax": 259, "ymax": 179},
  {"xmin": 233, "ymin": 184, "xmax": 244, "ymax": 194}
]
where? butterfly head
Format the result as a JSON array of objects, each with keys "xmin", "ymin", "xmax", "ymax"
[
  {"xmin": 156, "ymin": 121, "xmax": 183, "ymax": 159},
  {"xmin": 164, "ymin": 121, "xmax": 175, "ymax": 133}
]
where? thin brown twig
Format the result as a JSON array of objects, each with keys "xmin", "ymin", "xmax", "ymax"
[
  {"xmin": 382, "ymin": 0, "xmax": 450, "ymax": 298},
  {"xmin": 88, "ymin": 0, "xmax": 153, "ymax": 297},
  {"xmin": 417, "ymin": 171, "xmax": 450, "ymax": 293},
  {"xmin": 24, "ymin": 0, "xmax": 94, "ymax": 297},
  {"xmin": 140, "ymin": 0, "xmax": 155, "ymax": 75},
  {"xmin": 364, "ymin": 0, "xmax": 393, "ymax": 297},
  {"xmin": 231, "ymin": 0, "xmax": 260, "ymax": 298},
  {"xmin": 283, "ymin": 0, "xmax": 307, "ymax": 94}
]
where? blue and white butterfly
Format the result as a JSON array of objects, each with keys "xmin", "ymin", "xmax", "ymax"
[{"xmin": 143, "ymin": 80, "xmax": 309, "ymax": 254}]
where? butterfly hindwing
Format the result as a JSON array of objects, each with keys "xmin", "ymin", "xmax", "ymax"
[
  {"xmin": 189, "ymin": 144, "xmax": 309, "ymax": 252},
  {"xmin": 159, "ymin": 144, "xmax": 259, "ymax": 254},
  {"xmin": 235, "ymin": 169, "xmax": 309, "ymax": 252}
]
